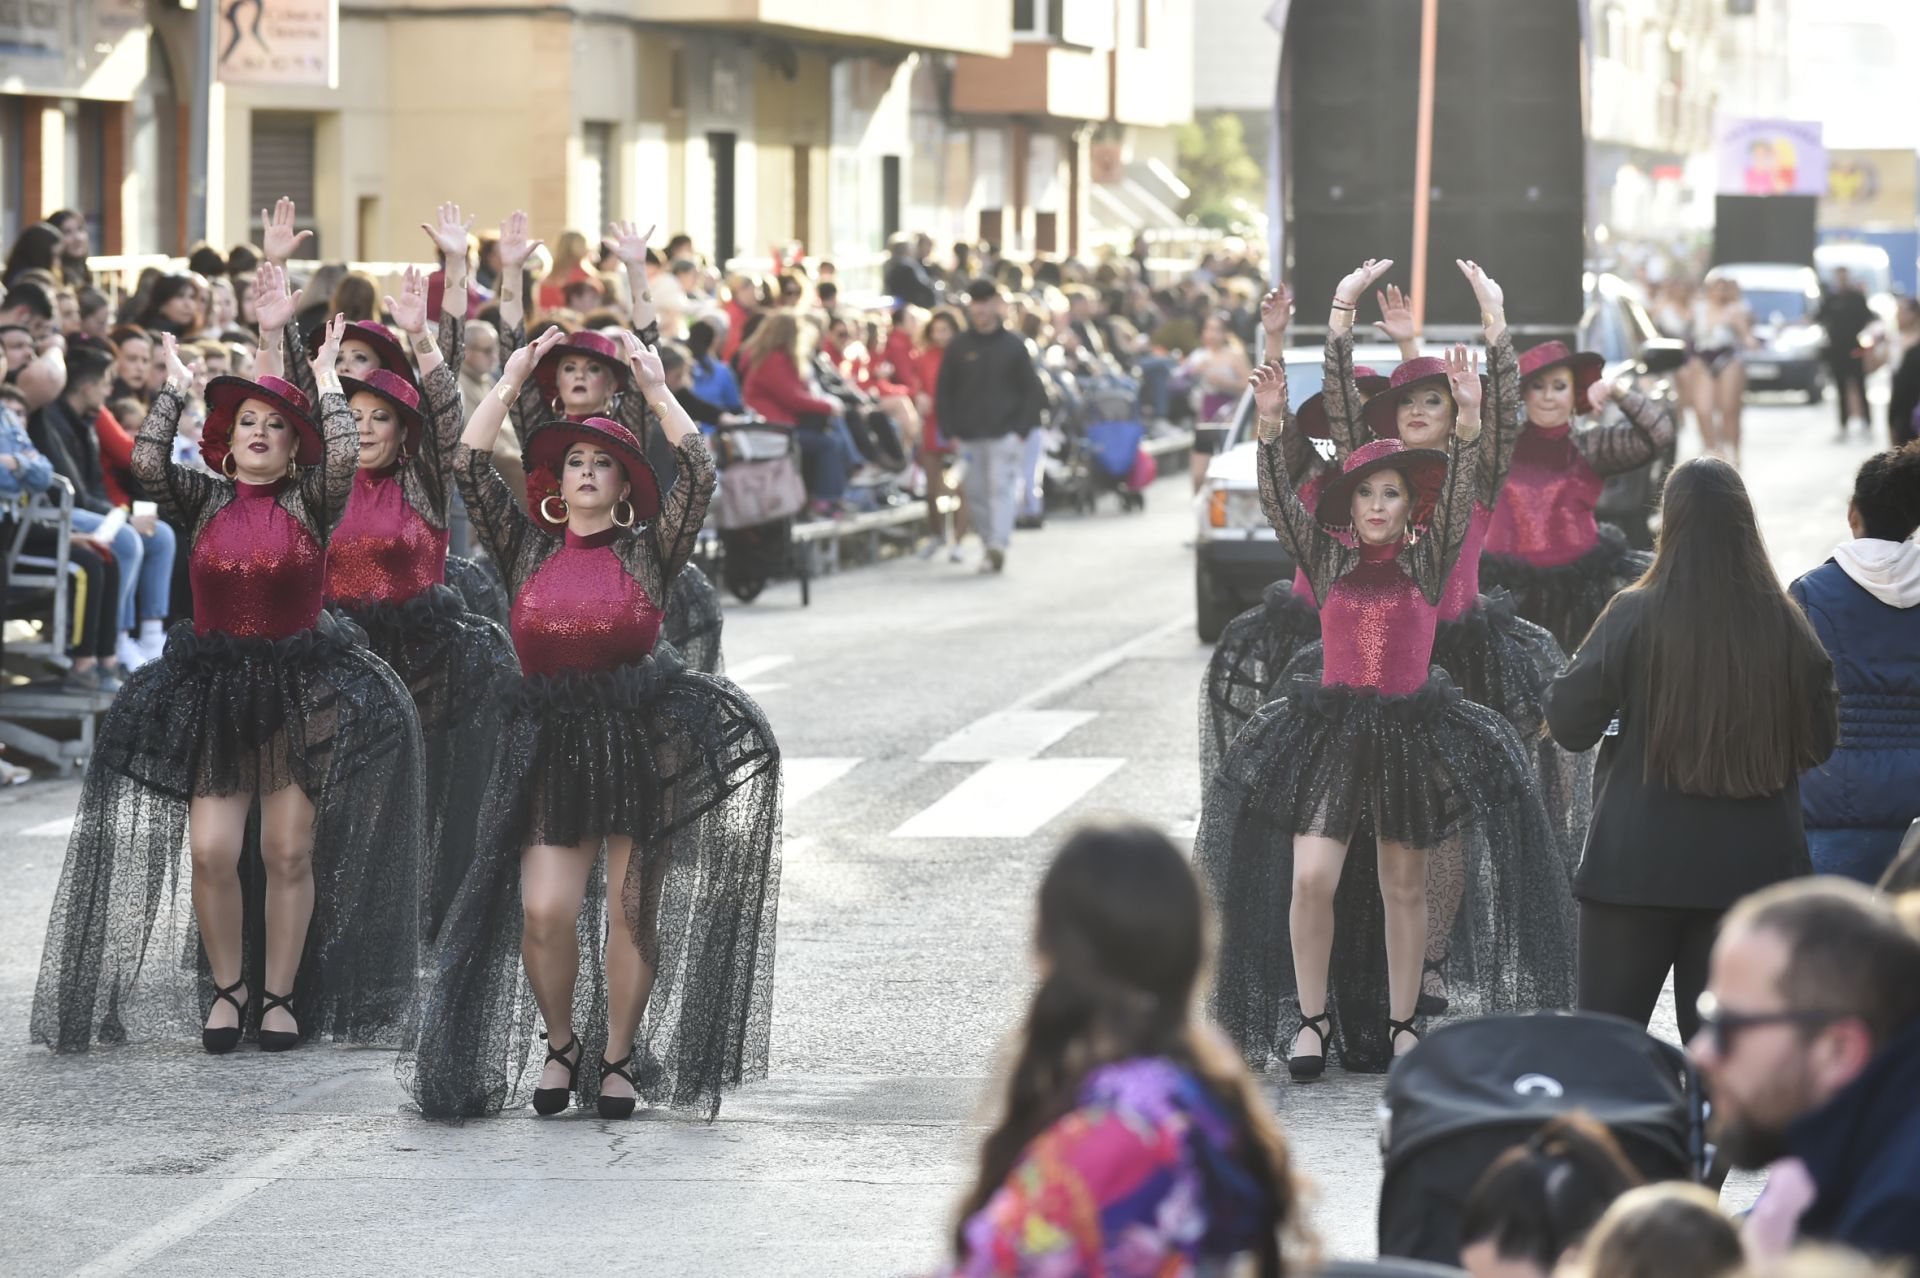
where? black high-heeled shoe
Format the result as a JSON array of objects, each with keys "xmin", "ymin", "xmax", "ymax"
[
  {"xmin": 1416, "ymin": 955, "xmax": 1450, "ymax": 1018},
  {"xmin": 1287, "ymin": 1009, "xmax": 1333, "ymax": 1082},
  {"xmin": 532, "ymin": 1031, "xmax": 580, "ymax": 1116},
  {"xmin": 1387, "ymin": 1015, "xmax": 1423, "ymax": 1060},
  {"xmin": 597, "ymin": 1054, "xmax": 639, "ymax": 1120},
  {"xmin": 201, "ymin": 978, "xmax": 249, "ymax": 1055},
  {"xmin": 257, "ymin": 991, "xmax": 300, "ymax": 1052}
]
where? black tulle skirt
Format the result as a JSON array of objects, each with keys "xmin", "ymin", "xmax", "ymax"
[
  {"xmin": 332, "ymin": 586, "xmax": 517, "ymax": 943},
  {"xmin": 1199, "ymin": 581, "xmax": 1321, "ymax": 787},
  {"xmin": 398, "ymin": 643, "xmax": 780, "ymax": 1120},
  {"xmin": 445, "ymin": 553, "xmax": 510, "ymax": 629},
  {"xmin": 1194, "ymin": 669, "xmax": 1576, "ymax": 1073},
  {"xmin": 30, "ymin": 613, "xmax": 426, "ymax": 1051},
  {"xmin": 1478, "ymin": 524, "xmax": 1651, "ymax": 653},
  {"xmin": 663, "ymin": 563, "xmax": 725, "ymax": 675}
]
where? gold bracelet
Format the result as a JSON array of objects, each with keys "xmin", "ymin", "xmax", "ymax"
[{"xmin": 493, "ymin": 380, "xmax": 520, "ymax": 405}]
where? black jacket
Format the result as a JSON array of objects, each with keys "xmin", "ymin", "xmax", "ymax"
[
  {"xmin": 1889, "ymin": 342, "xmax": 1919, "ymax": 445},
  {"xmin": 882, "ymin": 257, "xmax": 938, "ymax": 310},
  {"xmin": 1545, "ymin": 590, "xmax": 1839, "ymax": 909},
  {"xmin": 934, "ymin": 325, "xmax": 1048, "ymax": 442},
  {"xmin": 28, "ymin": 397, "xmax": 114, "ymax": 515},
  {"xmin": 1785, "ymin": 1013, "xmax": 1920, "ymax": 1260}
]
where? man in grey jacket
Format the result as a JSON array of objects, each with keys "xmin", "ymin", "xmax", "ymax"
[{"xmin": 934, "ymin": 279, "xmax": 1048, "ymax": 573}]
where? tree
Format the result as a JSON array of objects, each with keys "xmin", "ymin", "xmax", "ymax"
[{"xmin": 1176, "ymin": 112, "xmax": 1262, "ymax": 228}]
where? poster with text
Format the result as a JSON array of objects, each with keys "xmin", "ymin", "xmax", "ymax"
[
  {"xmin": 217, "ymin": 0, "xmax": 337, "ymax": 89},
  {"xmin": 1715, "ymin": 117, "xmax": 1828, "ymax": 198}
]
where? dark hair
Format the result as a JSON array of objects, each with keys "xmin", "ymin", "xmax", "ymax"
[
  {"xmin": 1620, "ymin": 457, "xmax": 1834, "ymax": 796},
  {"xmin": 226, "ymin": 243, "xmax": 262, "ymax": 276},
  {"xmin": 955, "ymin": 824, "xmax": 1301, "ymax": 1276},
  {"xmin": 1581, "ymin": 1184, "xmax": 1742, "ymax": 1278},
  {"xmin": 816, "ymin": 280, "xmax": 838, "ymax": 305},
  {"xmin": 578, "ymin": 306, "xmax": 627, "ymax": 333},
  {"xmin": 1460, "ymin": 1113, "xmax": 1643, "ymax": 1268},
  {"xmin": 1725, "ymin": 878, "xmax": 1920, "ymax": 1049},
  {"xmin": 4, "ymin": 223, "xmax": 62, "ymax": 285},
  {"xmin": 76, "ymin": 286, "xmax": 110, "ymax": 321},
  {"xmin": 109, "ymin": 323, "xmax": 154, "ymax": 351},
  {"xmin": 1851, "ymin": 443, "xmax": 1920, "ymax": 542},
  {"xmin": 4, "ymin": 278, "xmax": 55, "ymax": 319},
  {"xmin": 47, "ymin": 208, "xmax": 84, "ymax": 233},
  {"xmin": 665, "ymin": 233, "xmax": 693, "ymax": 258},
  {"xmin": 658, "ymin": 342, "xmax": 689, "ymax": 376},
  {"xmin": 63, "ymin": 344, "xmax": 115, "ymax": 391},
  {"xmin": 686, "ymin": 320, "xmax": 717, "ymax": 362},
  {"xmin": 137, "ymin": 273, "xmax": 203, "ymax": 330},
  {"xmin": 185, "ymin": 241, "xmax": 228, "ymax": 278},
  {"xmin": 328, "ymin": 271, "xmax": 379, "ymax": 323}
]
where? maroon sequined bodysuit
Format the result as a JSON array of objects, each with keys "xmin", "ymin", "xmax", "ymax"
[
  {"xmin": 1318, "ymin": 541, "xmax": 1439, "ymax": 696},
  {"xmin": 1437, "ymin": 504, "xmax": 1493, "ymax": 621},
  {"xmin": 1483, "ymin": 426, "xmax": 1601, "ymax": 568},
  {"xmin": 325, "ymin": 467, "xmax": 449, "ymax": 606},
  {"xmin": 509, "ymin": 527, "xmax": 665, "ymax": 677},
  {"xmin": 191, "ymin": 480, "xmax": 327, "ymax": 639}
]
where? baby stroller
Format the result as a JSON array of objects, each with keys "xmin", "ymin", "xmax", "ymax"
[
  {"xmin": 1064, "ymin": 368, "xmax": 1149, "ymax": 514},
  {"xmin": 710, "ymin": 421, "xmax": 810, "ymax": 605},
  {"xmin": 1378, "ymin": 1012, "xmax": 1707, "ymax": 1265}
]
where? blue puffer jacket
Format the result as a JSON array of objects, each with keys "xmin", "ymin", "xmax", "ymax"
[{"xmin": 1790, "ymin": 542, "xmax": 1920, "ymax": 884}]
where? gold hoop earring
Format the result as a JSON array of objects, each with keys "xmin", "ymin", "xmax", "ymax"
[
  {"xmin": 550, "ymin": 395, "xmax": 565, "ymax": 415},
  {"xmin": 221, "ymin": 453, "xmax": 238, "ymax": 479},
  {"xmin": 1408, "ymin": 525, "xmax": 1421, "ymax": 546},
  {"xmin": 611, "ymin": 500, "xmax": 635, "ymax": 529},
  {"xmin": 540, "ymin": 495, "xmax": 569, "ymax": 524},
  {"xmin": 286, "ymin": 458, "xmax": 298, "ymax": 480}
]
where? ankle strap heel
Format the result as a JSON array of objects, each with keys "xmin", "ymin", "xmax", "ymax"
[
  {"xmin": 597, "ymin": 1054, "xmax": 639, "ymax": 1120},
  {"xmin": 201, "ymin": 978, "xmax": 249, "ymax": 1055},
  {"xmin": 532, "ymin": 1031, "xmax": 581, "ymax": 1116},
  {"xmin": 257, "ymin": 990, "xmax": 300, "ymax": 1053}
]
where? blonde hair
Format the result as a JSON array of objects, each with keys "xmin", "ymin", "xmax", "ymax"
[
  {"xmin": 552, "ymin": 230, "xmax": 592, "ymax": 276},
  {"xmin": 740, "ymin": 308, "xmax": 814, "ymax": 369},
  {"xmin": 1580, "ymin": 1184, "xmax": 1741, "ymax": 1278}
]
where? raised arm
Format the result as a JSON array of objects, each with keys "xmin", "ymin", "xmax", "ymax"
[
  {"xmin": 387, "ymin": 265, "xmax": 465, "ymax": 471},
  {"xmin": 1575, "ymin": 380, "xmax": 1676, "ymax": 477},
  {"xmin": 458, "ymin": 326, "xmax": 565, "ymax": 572},
  {"xmin": 299, "ymin": 315, "xmax": 360, "ymax": 535},
  {"xmin": 1324, "ymin": 259, "xmax": 1394, "ymax": 458},
  {"xmin": 133, "ymin": 336, "xmax": 218, "ymax": 528},
  {"xmin": 609, "ymin": 221, "xmax": 663, "ymax": 348},
  {"xmin": 1404, "ymin": 345, "xmax": 1484, "ymax": 604},
  {"xmin": 629, "ymin": 339, "xmax": 715, "ymax": 581},
  {"xmin": 1372, "ymin": 282, "xmax": 1422, "ymax": 363},
  {"xmin": 1458, "ymin": 260, "xmax": 1521, "ymax": 504},
  {"xmin": 423, "ymin": 201, "xmax": 474, "ymax": 366},
  {"xmin": 1252, "ymin": 362, "xmax": 1352, "ymax": 603},
  {"xmin": 494, "ymin": 210, "xmax": 542, "ymax": 345},
  {"xmin": 248, "ymin": 263, "xmax": 296, "ymax": 380},
  {"xmin": 387, "ymin": 265, "xmax": 443, "ymax": 383}
]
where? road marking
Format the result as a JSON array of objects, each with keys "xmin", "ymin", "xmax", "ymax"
[
  {"xmin": 782, "ymin": 758, "xmax": 862, "ymax": 809},
  {"xmin": 729, "ymin": 654, "xmax": 794, "ymax": 682},
  {"xmin": 1006, "ymin": 613, "xmax": 1195, "ymax": 712},
  {"xmin": 1169, "ymin": 816, "xmax": 1199, "ymax": 841},
  {"xmin": 921, "ymin": 710, "xmax": 1096, "ymax": 762},
  {"xmin": 892, "ymin": 759, "xmax": 1125, "ymax": 839},
  {"xmin": 22, "ymin": 816, "xmax": 74, "ymax": 838},
  {"xmin": 70, "ymin": 1132, "xmax": 326, "ymax": 1277}
]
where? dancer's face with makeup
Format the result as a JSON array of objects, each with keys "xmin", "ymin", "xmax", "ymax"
[
  {"xmin": 1395, "ymin": 386, "xmax": 1453, "ymax": 448},
  {"xmin": 1525, "ymin": 368, "xmax": 1576, "ymax": 429},
  {"xmin": 1351, "ymin": 468, "xmax": 1412, "ymax": 545}
]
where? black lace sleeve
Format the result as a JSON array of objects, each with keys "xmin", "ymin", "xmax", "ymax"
[
  {"xmin": 1321, "ymin": 328, "xmax": 1372, "ymax": 461},
  {"xmin": 437, "ymin": 297, "xmax": 463, "ymax": 370},
  {"xmin": 131, "ymin": 386, "xmax": 216, "ymax": 530},
  {"xmin": 1478, "ymin": 329, "xmax": 1523, "ymax": 506},
  {"xmin": 1574, "ymin": 390, "xmax": 1675, "ymax": 478},
  {"xmin": 1274, "ymin": 399, "xmax": 1319, "ymax": 487},
  {"xmin": 284, "ymin": 318, "xmax": 319, "ymax": 409},
  {"xmin": 407, "ymin": 362, "xmax": 464, "ymax": 521},
  {"xmin": 1257, "ymin": 430, "xmax": 1354, "ymax": 605},
  {"xmin": 650, "ymin": 431, "xmax": 716, "ymax": 583},
  {"xmin": 298, "ymin": 390, "xmax": 360, "ymax": 539},
  {"xmin": 456, "ymin": 443, "xmax": 541, "ymax": 594},
  {"xmin": 1401, "ymin": 433, "xmax": 1481, "ymax": 605},
  {"xmin": 498, "ymin": 320, "xmax": 545, "ymax": 443}
]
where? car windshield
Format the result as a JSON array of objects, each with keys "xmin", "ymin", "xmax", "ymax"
[
  {"xmin": 1740, "ymin": 288, "xmax": 1814, "ymax": 324},
  {"xmin": 1225, "ymin": 359, "xmax": 1328, "ymax": 449}
]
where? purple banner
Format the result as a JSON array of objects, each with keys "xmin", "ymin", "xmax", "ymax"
[{"xmin": 1716, "ymin": 117, "xmax": 1829, "ymax": 197}]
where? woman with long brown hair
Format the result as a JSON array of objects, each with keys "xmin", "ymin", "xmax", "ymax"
[
  {"xmin": 943, "ymin": 823, "xmax": 1307, "ymax": 1277},
  {"xmin": 1546, "ymin": 456, "xmax": 1838, "ymax": 1042}
]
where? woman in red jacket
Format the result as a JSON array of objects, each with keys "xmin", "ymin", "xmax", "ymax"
[
  {"xmin": 913, "ymin": 308, "xmax": 969, "ymax": 557},
  {"xmin": 740, "ymin": 310, "xmax": 852, "ymax": 516}
]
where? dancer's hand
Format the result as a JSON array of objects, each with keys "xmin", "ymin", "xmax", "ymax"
[
  {"xmin": 261, "ymin": 197, "xmax": 312, "ymax": 265},
  {"xmin": 1259, "ymin": 285, "xmax": 1293, "ymax": 343},
  {"xmin": 502, "ymin": 324, "xmax": 565, "ymax": 383},
  {"xmin": 1373, "ymin": 283, "xmax": 1415, "ymax": 344},
  {"xmin": 384, "ymin": 265, "xmax": 429, "ymax": 335},
  {"xmin": 1334, "ymin": 259, "xmax": 1393, "ymax": 309},
  {"xmin": 310, "ymin": 313, "xmax": 347, "ymax": 384},
  {"xmin": 159, "ymin": 332, "xmax": 194, "ymax": 392},
  {"xmin": 608, "ymin": 220, "xmax": 656, "ymax": 268},
  {"xmin": 1456, "ymin": 259, "xmax": 1505, "ymax": 336},
  {"xmin": 1250, "ymin": 361, "xmax": 1288, "ymax": 437},
  {"xmin": 250, "ymin": 261, "xmax": 295, "ymax": 333},
  {"xmin": 1445, "ymin": 343, "xmax": 1482, "ymax": 437},
  {"xmin": 1587, "ymin": 380, "xmax": 1616, "ymax": 414},
  {"xmin": 423, "ymin": 202, "xmax": 475, "ymax": 263},
  {"xmin": 498, "ymin": 210, "xmax": 543, "ymax": 275}
]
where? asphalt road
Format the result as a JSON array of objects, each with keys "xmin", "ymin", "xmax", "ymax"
[{"xmin": 0, "ymin": 389, "xmax": 1888, "ymax": 1276}]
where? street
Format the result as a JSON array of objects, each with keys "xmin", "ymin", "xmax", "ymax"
[{"xmin": 0, "ymin": 390, "xmax": 1886, "ymax": 1276}]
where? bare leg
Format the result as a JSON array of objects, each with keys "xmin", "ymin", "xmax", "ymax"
[
  {"xmin": 520, "ymin": 839, "xmax": 597, "ymax": 1089},
  {"xmin": 602, "ymin": 835, "xmax": 670, "ymax": 1103},
  {"xmin": 1378, "ymin": 838, "xmax": 1428, "ymax": 1055},
  {"xmin": 190, "ymin": 790, "xmax": 255, "ymax": 1031},
  {"xmin": 1190, "ymin": 449, "xmax": 1210, "ymax": 493},
  {"xmin": 1717, "ymin": 364, "xmax": 1746, "ymax": 470},
  {"xmin": 1682, "ymin": 362, "xmax": 1718, "ymax": 457},
  {"xmin": 258, "ymin": 783, "xmax": 317, "ymax": 1034},
  {"xmin": 1289, "ymin": 833, "xmax": 1351, "ymax": 1057},
  {"xmin": 917, "ymin": 449, "xmax": 949, "ymax": 541}
]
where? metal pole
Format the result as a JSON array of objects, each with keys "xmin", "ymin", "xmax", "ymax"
[
  {"xmin": 187, "ymin": 0, "xmax": 214, "ymax": 244},
  {"xmin": 1410, "ymin": 0, "xmax": 1439, "ymax": 330}
]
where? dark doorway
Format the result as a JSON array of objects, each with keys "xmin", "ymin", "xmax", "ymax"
[{"xmin": 709, "ymin": 130, "xmax": 737, "ymax": 266}]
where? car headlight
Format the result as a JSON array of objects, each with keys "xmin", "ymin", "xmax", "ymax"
[{"xmin": 1201, "ymin": 485, "xmax": 1266, "ymax": 531}]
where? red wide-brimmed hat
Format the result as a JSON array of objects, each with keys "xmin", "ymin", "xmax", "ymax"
[
  {"xmin": 305, "ymin": 319, "xmax": 411, "ymax": 380},
  {"xmin": 522, "ymin": 415, "xmax": 662, "ymax": 530},
  {"xmin": 1361, "ymin": 356, "xmax": 1462, "ymax": 440},
  {"xmin": 1314, "ymin": 437, "xmax": 1449, "ymax": 529},
  {"xmin": 1296, "ymin": 364, "xmax": 1389, "ymax": 441},
  {"xmin": 200, "ymin": 375, "xmax": 325, "ymax": 472},
  {"xmin": 1517, "ymin": 340, "xmax": 1605, "ymax": 407},
  {"xmin": 533, "ymin": 331, "xmax": 635, "ymax": 409},
  {"xmin": 340, "ymin": 369, "xmax": 425, "ymax": 455}
]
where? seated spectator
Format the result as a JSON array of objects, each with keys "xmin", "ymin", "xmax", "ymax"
[
  {"xmin": 1691, "ymin": 879, "xmax": 1920, "ymax": 1261},
  {"xmin": 687, "ymin": 319, "xmax": 742, "ymax": 414},
  {"xmin": 740, "ymin": 309, "xmax": 852, "ymax": 515},
  {"xmin": 1790, "ymin": 445, "xmax": 1920, "ymax": 883},
  {"xmin": 3, "ymin": 315, "xmax": 66, "ymax": 412},
  {"xmin": 1579, "ymin": 1184, "xmax": 1743, "ymax": 1278},
  {"xmin": 883, "ymin": 233, "xmax": 938, "ymax": 309},
  {"xmin": 3, "ymin": 222, "xmax": 62, "ymax": 288},
  {"xmin": 1460, "ymin": 1113, "xmax": 1644, "ymax": 1278},
  {"xmin": 134, "ymin": 272, "xmax": 205, "ymax": 337},
  {"xmin": 1, "ymin": 278, "xmax": 57, "ymax": 343},
  {"xmin": 1, "ymin": 382, "xmax": 123, "ymax": 692},
  {"xmin": 561, "ymin": 274, "xmax": 609, "ymax": 315},
  {"xmin": 940, "ymin": 824, "xmax": 1304, "ymax": 1276},
  {"xmin": 536, "ymin": 230, "xmax": 594, "ymax": 314},
  {"xmin": 74, "ymin": 287, "xmax": 112, "ymax": 342}
]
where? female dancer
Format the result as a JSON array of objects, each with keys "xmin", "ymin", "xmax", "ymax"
[
  {"xmin": 296, "ymin": 230, "xmax": 518, "ymax": 942},
  {"xmin": 1200, "ymin": 284, "xmax": 1388, "ymax": 782},
  {"xmin": 492, "ymin": 211, "xmax": 725, "ymax": 672},
  {"xmin": 403, "ymin": 328, "xmax": 779, "ymax": 1120},
  {"xmin": 1682, "ymin": 276, "xmax": 1750, "ymax": 466},
  {"xmin": 1478, "ymin": 337, "xmax": 1677, "ymax": 654},
  {"xmin": 32, "ymin": 314, "xmax": 424, "ymax": 1054},
  {"xmin": 1196, "ymin": 354, "xmax": 1571, "ymax": 1079}
]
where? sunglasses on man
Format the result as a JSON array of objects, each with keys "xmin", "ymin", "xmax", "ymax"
[{"xmin": 1694, "ymin": 991, "xmax": 1844, "ymax": 1056}]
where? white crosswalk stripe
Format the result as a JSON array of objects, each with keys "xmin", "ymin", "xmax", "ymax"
[
  {"xmin": 891, "ymin": 758, "xmax": 1125, "ymax": 839},
  {"xmin": 781, "ymin": 758, "xmax": 862, "ymax": 810},
  {"xmin": 920, "ymin": 709, "xmax": 1097, "ymax": 762}
]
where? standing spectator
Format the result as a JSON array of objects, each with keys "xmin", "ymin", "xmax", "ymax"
[
  {"xmin": 934, "ymin": 280, "xmax": 1047, "ymax": 574},
  {"xmin": 1790, "ymin": 446, "xmax": 1920, "ymax": 882},
  {"xmin": 74, "ymin": 287, "xmax": 112, "ymax": 342},
  {"xmin": 913, "ymin": 308, "xmax": 969, "ymax": 560},
  {"xmin": 1546, "ymin": 458, "xmax": 1838, "ymax": 1043},
  {"xmin": 1691, "ymin": 879, "xmax": 1920, "ymax": 1261},
  {"xmin": 46, "ymin": 210, "xmax": 92, "ymax": 288},
  {"xmin": 1888, "ymin": 296, "xmax": 1919, "ymax": 448},
  {"xmin": 109, "ymin": 325, "xmax": 155, "ymax": 407},
  {"xmin": 3, "ymin": 223, "xmax": 62, "ymax": 287},
  {"xmin": 883, "ymin": 233, "xmax": 938, "ymax": 309},
  {"xmin": 940, "ymin": 824, "xmax": 1304, "ymax": 1277},
  {"xmin": 457, "ymin": 318, "xmax": 500, "ymax": 415},
  {"xmin": 1817, "ymin": 267, "xmax": 1875, "ymax": 438}
]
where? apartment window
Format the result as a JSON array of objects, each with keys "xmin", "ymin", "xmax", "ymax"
[
  {"xmin": 1014, "ymin": 0, "xmax": 1064, "ymax": 41},
  {"xmin": 581, "ymin": 121, "xmax": 615, "ymax": 233},
  {"xmin": 249, "ymin": 113, "xmax": 318, "ymax": 254},
  {"xmin": 0, "ymin": 97, "xmax": 23, "ymax": 250}
]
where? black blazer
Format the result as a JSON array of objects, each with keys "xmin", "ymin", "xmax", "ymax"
[{"xmin": 1546, "ymin": 589, "xmax": 1839, "ymax": 910}]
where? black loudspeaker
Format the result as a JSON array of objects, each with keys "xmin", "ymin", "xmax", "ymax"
[
  {"xmin": 1283, "ymin": 0, "xmax": 1584, "ymax": 334},
  {"xmin": 1711, "ymin": 196, "xmax": 1817, "ymax": 267}
]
